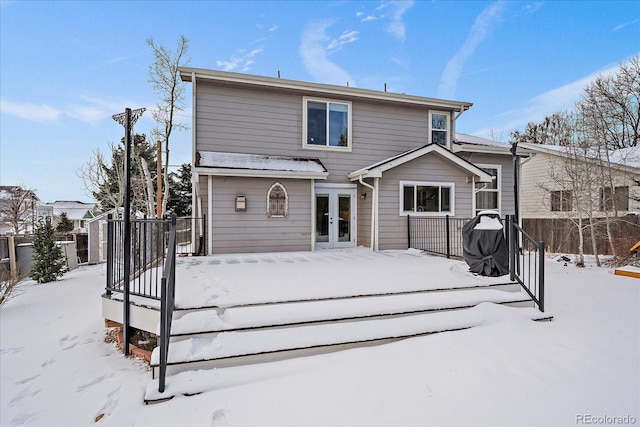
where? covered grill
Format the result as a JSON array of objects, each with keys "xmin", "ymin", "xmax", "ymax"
[{"xmin": 462, "ymin": 211, "xmax": 509, "ymax": 277}]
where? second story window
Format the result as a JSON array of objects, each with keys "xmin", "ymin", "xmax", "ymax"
[
  {"xmin": 304, "ymin": 97, "xmax": 351, "ymax": 151},
  {"xmin": 429, "ymin": 111, "xmax": 450, "ymax": 146}
]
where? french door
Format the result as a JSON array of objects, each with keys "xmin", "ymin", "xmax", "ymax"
[{"xmin": 315, "ymin": 186, "xmax": 356, "ymax": 249}]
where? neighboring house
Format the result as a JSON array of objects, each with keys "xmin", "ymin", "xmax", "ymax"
[
  {"xmin": 520, "ymin": 143, "xmax": 640, "ymax": 219},
  {"xmin": 0, "ymin": 185, "xmax": 39, "ymax": 235},
  {"xmin": 180, "ymin": 67, "xmax": 531, "ymax": 254},
  {"xmin": 43, "ymin": 201, "xmax": 98, "ymax": 233}
]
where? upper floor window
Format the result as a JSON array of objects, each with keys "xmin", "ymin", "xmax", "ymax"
[
  {"xmin": 303, "ymin": 97, "xmax": 352, "ymax": 151},
  {"xmin": 475, "ymin": 165, "xmax": 500, "ymax": 215},
  {"xmin": 400, "ymin": 181, "xmax": 455, "ymax": 216},
  {"xmin": 429, "ymin": 111, "xmax": 450, "ymax": 146},
  {"xmin": 550, "ymin": 190, "xmax": 573, "ymax": 212},
  {"xmin": 267, "ymin": 182, "xmax": 288, "ymax": 218},
  {"xmin": 601, "ymin": 186, "xmax": 629, "ymax": 211}
]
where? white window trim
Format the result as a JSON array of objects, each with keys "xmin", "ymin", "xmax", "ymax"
[
  {"xmin": 428, "ymin": 110, "xmax": 450, "ymax": 147},
  {"xmin": 399, "ymin": 180, "xmax": 455, "ymax": 217},
  {"xmin": 302, "ymin": 96, "xmax": 353, "ymax": 152},
  {"xmin": 474, "ymin": 164, "xmax": 501, "ymax": 215}
]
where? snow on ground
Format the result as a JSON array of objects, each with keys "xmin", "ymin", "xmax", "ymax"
[{"xmin": 1, "ymin": 249, "xmax": 638, "ymax": 426}]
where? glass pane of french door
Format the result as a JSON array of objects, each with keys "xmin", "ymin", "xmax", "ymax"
[
  {"xmin": 316, "ymin": 194, "xmax": 329, "ymax": 243},
  {"xmin": 338, "ymin": 195, "xmax": 351, "ymax": 242}
]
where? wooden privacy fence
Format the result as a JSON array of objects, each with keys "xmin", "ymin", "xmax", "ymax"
[{"xmin": 523, "ymin": 216, "xmax": 640, "ymax": 255}]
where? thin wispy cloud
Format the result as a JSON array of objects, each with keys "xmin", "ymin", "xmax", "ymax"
[
  {"xmin": 0, "ymin": 96, "xmax": 149, "ymax": 126},
  {"xmin": 472, "ymin": 61, "xmax": 625, "ymax": 139},
  {"xmin": 438, "ymin": 1, "xmax": 506, "ymax": 100},
  {"xmin": 1, "ymin": 99, "xmax": 61, "ymax": 122},
  {"xmin": 327, "ymin": 30, "xmax": 359, "ymax": 52},
  {"xmin": 359, "ymin": 1, "xmax": 413, "ymax": 40},
  {"xmin": 382, "ymin": 0, "xmax": 413, "ymax": 41},
  {"xmin": 522, "ymin": 1, "xmax": 543, "ymax": 14},
  {"xmin": 300, "ymin": 20, "xmax": 355, "ymax": 86},
  {"xmin": 613, "ymin": 19, "xmax": 639, "ymax": 32},
  {"xmin": 216, "ymin": 48, "xmax": 264, "ymax": 72}
]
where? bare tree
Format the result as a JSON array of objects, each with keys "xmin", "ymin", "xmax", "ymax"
[
  {"xmin": 78, "ymin": 143, "xmax": 125, "ymax": 217},
  {"xmin": 78, "ymin": 135, "xmax": 158, "ymax": 217},
  {"xmin": 578, "ymin": 56, "xmax": 640, "ymax": 149},
  {"xmin": 147, "ymin": 35, "xmax": 190, "ymax": 217},
  {"xmin": 576, "ymin": 56, "xmax": 640, "ymax": 255},
  {"xmin": 0, "ymin": 186, "xmax": 37, "ymax": 234}
]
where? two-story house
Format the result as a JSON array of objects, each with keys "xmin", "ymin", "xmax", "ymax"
[
  {"xmin": 180, "ymin": 68, "xmax": 527, "ymax": 254},
  {"xmin": 43, "ymin": 200, "xmax": 98, "ymax": 233},
  {"xmin": 520, "ymin": 143, "xmax": 640, "ymax": 218},
  {"xmin": 0, "ymin": 185, "xmax": 39, "ymax": 235}
]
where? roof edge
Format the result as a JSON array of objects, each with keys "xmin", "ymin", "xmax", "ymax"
[{"xmin": 179, "ymin": 66, "xmax": 473, "ymax": 110}]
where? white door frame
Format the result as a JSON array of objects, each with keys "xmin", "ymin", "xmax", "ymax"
[{"xmin": 314, "ymin": 183, "xmax": 357, "ymax": 249}]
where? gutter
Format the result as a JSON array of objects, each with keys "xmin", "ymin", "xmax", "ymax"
[{"xmin": 358, "ymin": 176, "xmax": 377, "ymax": 251}]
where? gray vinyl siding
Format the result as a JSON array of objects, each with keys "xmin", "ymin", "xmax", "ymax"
[
  {"xmin": 206, "ymin": 176, "xmax": 312, "ymax": 254},
  {"xmin": 356, "ymin": 183, "xmax": 373, "ymax": 248},
  {"xmin": 456, "ymin": 152, "xmax": 516, "ymax": 216},
  {"xmin": 195, "ymin": 83, "xmax": 434, "ymax": 183},
  {"xmin": 376, "ymin": 154, "xmax": 475, "ymax": 250},
  {"xmin": 193, "ymin": 79, "xmax": 517, "ymax": 253}
]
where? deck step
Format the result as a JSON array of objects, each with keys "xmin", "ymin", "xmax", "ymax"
[
  {"xmin": 150, "ymin": 302, "xmax": 550, "ymax": 376},
  {"xmin": 145, "ymin": 302, "xmax": 551, "ymax": 403},
  {"xmin": 169, "ymin": 287, "xmax": 533, "ymax": 338}
]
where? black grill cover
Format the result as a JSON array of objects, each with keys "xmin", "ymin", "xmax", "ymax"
[{"xmin": 462, "ymin": 212, "xmax": 509, "ymax": 277}]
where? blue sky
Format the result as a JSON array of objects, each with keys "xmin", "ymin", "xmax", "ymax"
[{"xmin": 1, "ymin": 0, "xmax": 638, "ymax": 203}]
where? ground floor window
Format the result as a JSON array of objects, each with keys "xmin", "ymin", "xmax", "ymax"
[
  {"xmin": 400, "ymin": 181, "xmax": 454, "ymax": 216},
  {"xmin": 600, "ymin": 186, "xmax": 629, "ymax": 211},
  {"xmin": 267, "ymin": 182, "xmax": 288, "ymax": 217},
  {"xmin": 550, "ymin": 190, "xmax": 573, "ymax": 212},
  {"xmin": 475, "ymin": 165, "xmax": 500, "ymax": 215}
]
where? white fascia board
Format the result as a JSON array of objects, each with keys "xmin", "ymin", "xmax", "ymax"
[
  {"xmin": 193, "ymin": 167, "xmax": 328, "ymax": 180},
  {"xmin": 348, "ymin": 144, "xmax": 493, "ymax": 182},
  {"xmin": 179, "ymin": 67, "xmax": 473, "ymax": 111}
]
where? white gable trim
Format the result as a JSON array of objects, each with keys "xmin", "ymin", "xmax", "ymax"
[{"xmin": 348, "ymin": 144, "xmax": 493, "ymax": 182}]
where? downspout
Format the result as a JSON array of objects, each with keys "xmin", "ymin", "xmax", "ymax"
[
  {"xmin": 374, "ymin": 178, "xmax": 380, "ymax": 250},
  {"xmin": 452, "ymin": 105, "xmax": 468, "ymax": 142},
  {"xmin": 358, "ymin": 176, "xmax": 376, "ymax": 250}
]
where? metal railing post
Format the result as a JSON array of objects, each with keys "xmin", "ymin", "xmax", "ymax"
[
  {"xmin": 106, "ymin": 214, "xmax": 113, "ymax": 296},
  {"xmin": 445, "ymin": 214, "xmax": 451, "ymax": 259},
  {"xmin": 508, "ymin": 215, "xmax": 515, "ymax": 282},
  {"xmin": 407, "ymin": 215, "xmax": 411, "ymax": 249},
  {"xmin": 539, "ymin": 240, "xmax": 545, "ymax": 312}
]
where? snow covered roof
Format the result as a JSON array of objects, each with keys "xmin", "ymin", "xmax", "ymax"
[
  {"xmin": 196, "ymin": 151, "xmax": 329, "ymax": 179},
  {"xmin": 453, "ymin": 133, "xmax": 534, "ymax": 157},
  {"xmin": 348, "ymin": 143, "xmax": 493, "ymax": 182},
  {"xmin": 521, "ymin": 143, "xmax": 640, "ymax": 171},
  {"xmin": 43, "ymin": 201, "xmax": 97, "ymax": 221}
]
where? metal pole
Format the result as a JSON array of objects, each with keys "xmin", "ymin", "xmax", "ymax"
[
  {"xmin": 112, "ymin": 106, "xmax": 145, "ymax": 358},
  {"xmin": 510, "ymin": 141, "xmax": 519, "ymax": 225},
  {"xmin": 157, "ymin": 141, "xmax": 162, "ymax": 219},
  {"xmin": 122, "ymin": 108, "xmax": 132, "ymax": 356}
]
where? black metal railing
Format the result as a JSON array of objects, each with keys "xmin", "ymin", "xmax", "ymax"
[
  {"xmin": 407, "ymin": 215, "xmax": 470, "ymax": 258},
  {"xmin": 407, "ymin": 214, "xmax": 545, "ymax": 312},
  {"xmin": 105, "ymin": 215, "xmax": 205, "ymax": 299},
  {"xmin": 158, "ymin": 215, "xmax": 177, "ymax": 393},
  {"xmin": 508, "ymin": 215, "xmax": 545, "ymax": 312},
  {"xmin": 175, "ymin": 216, "xmax": 206, "ymax": 256},
  {"xmin": 106, "ymin": 216, "xmax": 170, "ymax": 300}
]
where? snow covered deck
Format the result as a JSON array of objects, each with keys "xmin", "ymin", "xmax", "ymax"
[
  {"xmin": 173, "ymin": 247, "xmax": 517, "ymax": 309},
  {"xmin": 138, "ymin": 248, "xmax": 553, "ymax": 402}
]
